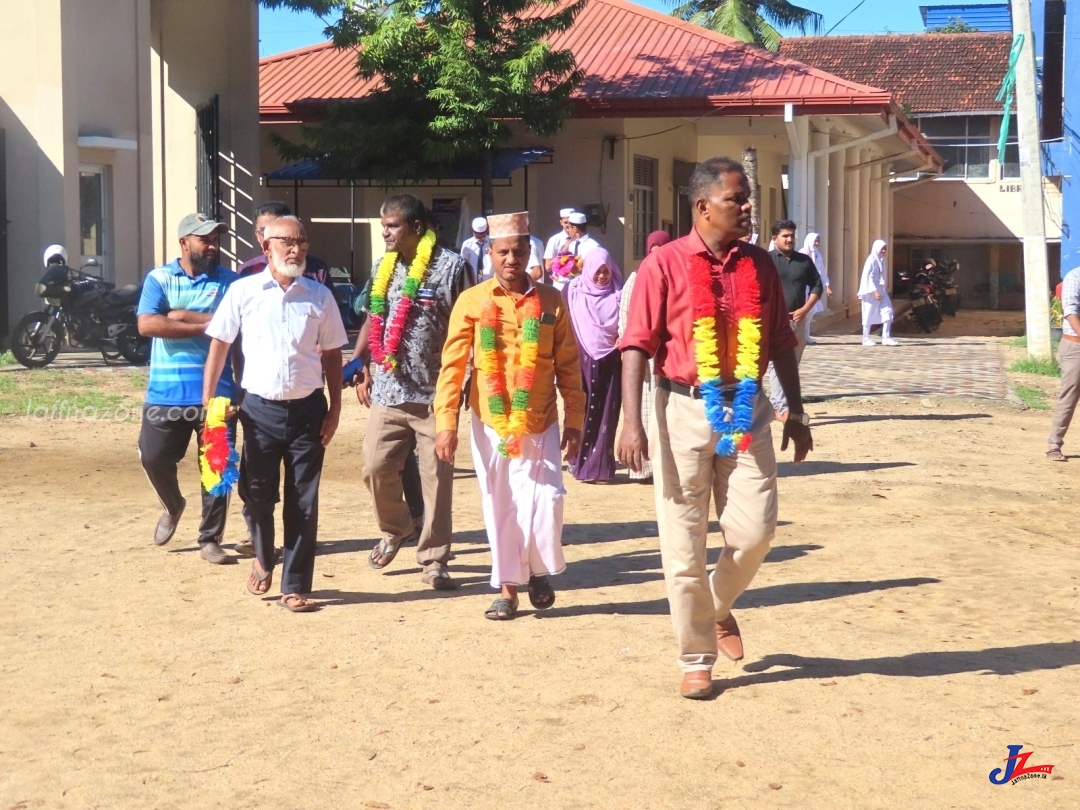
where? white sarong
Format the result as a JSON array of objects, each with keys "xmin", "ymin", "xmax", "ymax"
[{"xmin": 470, "ymin": 413, "xmax": 567, "ymax": 588}]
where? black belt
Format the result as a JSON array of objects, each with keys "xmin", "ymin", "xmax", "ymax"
[
  {"xmin": 656, "ymin": 376, "xmax": 702, "ymax": 399},
  {"xmin": 657, "ymin": 376, "xmax": 740, "ymax": 400}
]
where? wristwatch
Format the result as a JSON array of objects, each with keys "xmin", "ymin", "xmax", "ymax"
[{"xmin": 787, "ymin": 412, "xmax": 811, "ymax": 426}]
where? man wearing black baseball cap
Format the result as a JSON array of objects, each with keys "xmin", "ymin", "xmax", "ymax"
[{"xmin": 136, "ymin": 213, "xmax": 240, "ymax": 564}]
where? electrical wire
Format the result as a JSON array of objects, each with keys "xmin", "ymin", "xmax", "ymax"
[{"xmin": 824, "ymin": 0, "xmax": 868, "ymax": 37}]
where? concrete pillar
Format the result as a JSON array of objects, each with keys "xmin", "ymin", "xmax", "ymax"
[
  {"xmin": 828, "ymin": 146, "xmax": 845, "ymax": 306},
  {"xmin": 846, "ymin": 148, "xmax": 862, "ymax": 316}
]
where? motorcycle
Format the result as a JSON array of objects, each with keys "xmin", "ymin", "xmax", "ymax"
[
  {"xmin": 926, "ymin": 258, "xmax": 962, "ymax": 317},
  {"xmin": 898, "ymin": 267, "xmax": 942, "ymax": 334},
  {"xmin": 9, "ymin": 245, "xmax": 149, "ymax": 369}
]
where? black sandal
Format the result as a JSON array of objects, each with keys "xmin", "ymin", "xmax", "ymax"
[
  {"xmin": 527, "ymin": 576, "xmax": 555, "ymax": 610},
  {"xmin": 484, "ymin": 596, "xmax": 519, "ymax": 621}
]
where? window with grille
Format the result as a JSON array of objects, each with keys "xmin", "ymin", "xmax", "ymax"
[
  {"xmin": 917, "ymin": 116, "xmax": 992, "ymax": 180},
  {"xmin": 196, "ymin": 95, "xmax": 220, "ymax": 217},
  {"xmin": 633, "ymin": 155, "xmax": 658, "ymax": 259},
  {"xmin": 1001, "ymin": 117, "xmax": 1020, "ymax": 179}
]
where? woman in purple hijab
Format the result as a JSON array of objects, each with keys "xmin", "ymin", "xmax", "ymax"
[{"xmin": 566, "ymin": 247, "xmax": 624, "ymax": 483}]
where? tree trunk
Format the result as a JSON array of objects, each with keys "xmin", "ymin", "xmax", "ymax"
[
  {"xmin": 742, "ymin": 147, "xmax": 760, "ymax": 246},
  {"xmin": 480, "ymin": 150, "xmax": 495, "ymax": 215}
]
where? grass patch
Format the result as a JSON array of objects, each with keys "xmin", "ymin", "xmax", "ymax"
[
  {"xmin": 1010, "ymin": 356, "xmax": 1061, "ymax": 376},
  {"xmin": 0, "ymin": 351, "xmax": 17, "ymax": 367},
  {"xmin": 0, "ymin": 369, "xmax": 145, "ymax": 418},
  {"xmin": 1006, "ymin": 334, "xmax": 1060, "ymax": 351},
  {"xmin": 1013, "ymin": 385, "xmax": 1050, "ymax": 410}
]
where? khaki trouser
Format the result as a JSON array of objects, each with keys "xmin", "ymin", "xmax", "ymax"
[
  {"xmin": 1048, "ymin": 339, "xmax": 1080, "ymax": 450},
  {"xmin": 652, "ymin": 387, "xmax": 778, "ymax": 673},
  {"xmin": 362, "ymin": 402, "xmax": 453, "ymax": 570}
]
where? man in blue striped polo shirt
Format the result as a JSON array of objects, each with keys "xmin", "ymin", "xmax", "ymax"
[{"xmin": 136, "ymin": 213, "xmax": 239, "ymax": 563}]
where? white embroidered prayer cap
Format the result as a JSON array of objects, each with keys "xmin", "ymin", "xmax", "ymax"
[
  {"xmin": 568, "ymin": 212, "xmax": 587, "ymax": 225},
  {"xmin": 559, "ymin": 207, "xmax": 575, "ymax": 218},
  {"xmin": 471, "ymin": 216, "xmax": 488, "ymax": 233}
]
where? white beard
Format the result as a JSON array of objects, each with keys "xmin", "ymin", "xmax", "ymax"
[{"xmin": 276, "ymin": 259, "xmax": 306, "ymax": 278}]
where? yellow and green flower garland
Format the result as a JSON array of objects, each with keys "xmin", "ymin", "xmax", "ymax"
[
  {"xmin": 478, "ymin": 296, "xmax": 541, "ymax": 458},
  {"xmin": 689, "ymin": 253, "xmax": 762, "ymax": 456},
  {"xmin": 369, "ymin": 230, "xmax": 437, "ymax": 371}
]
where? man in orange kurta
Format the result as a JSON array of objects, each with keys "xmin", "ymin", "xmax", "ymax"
[{"xmin": 434, "ymin": 212, "xmax": 584, "ymax": 621}]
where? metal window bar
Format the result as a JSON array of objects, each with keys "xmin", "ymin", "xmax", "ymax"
[{"xmin": 633, "ymin": 156, "xmax": 658, "ymax": 259}]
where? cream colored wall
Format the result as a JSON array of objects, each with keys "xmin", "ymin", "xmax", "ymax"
[
  {"xmin": 0, "ymin": 0, "xmax": 257, "ymax": 334},
  {"xmin": 259, "ymin": 118, "xmax": 631, "ymax": 276},
  {"xmin": 150, "ymin": 0, "xmax": 259, "ymax": 268},
  {"xmin": 894, "ymin": 175, "xmax": 1062, "ymax": 241},
  {"xmin": 619, "ymin": 118, "xmax": 697, "ymax": 271},
  {"xmin": 0, "ymin": 0, "xmax": 69, "ymax": 323}
]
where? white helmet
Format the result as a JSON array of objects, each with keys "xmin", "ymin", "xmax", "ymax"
[{"xmin": 43, "ymin": 244, "xmax": 68, "ymax": 267}]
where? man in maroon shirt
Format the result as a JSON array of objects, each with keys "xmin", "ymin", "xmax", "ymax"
[{"xmin": 618, "ymin": 157, "xmax": 813, "ymax": 700}]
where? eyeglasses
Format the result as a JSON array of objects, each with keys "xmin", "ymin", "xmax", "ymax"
[{"xmin": 266, "ymin": 237, "xmax": 309, "ymax": 249}]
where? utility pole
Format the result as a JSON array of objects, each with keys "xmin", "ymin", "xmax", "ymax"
[{"xmin": 1012, "ymin": 0, "xmax": 1052, "ymax": 358}]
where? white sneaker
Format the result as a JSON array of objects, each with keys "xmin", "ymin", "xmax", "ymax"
[
  {"xmin": 805, "ymin": 336, "xmax": 818, "ymax": 345},
  {"xmin": 882, "ymin": 338, "xmax": 899, "ymax": 346},
  {"xmin": 862, "ymin": 339, "xmax": 876, "ymax": 346}
]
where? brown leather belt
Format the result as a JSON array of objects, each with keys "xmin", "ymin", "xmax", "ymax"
[{"xmin": 1062, "ymin": 333, "xmax": 1080, "ymax": 344}]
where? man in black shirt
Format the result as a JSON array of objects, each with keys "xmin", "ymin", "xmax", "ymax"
[{"xmin": 767, "ymin": 219, "xmax": 822, "ymax": 419}]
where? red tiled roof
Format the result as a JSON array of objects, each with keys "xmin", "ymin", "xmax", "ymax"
[
  {"xmin": 778, "ymin": 33, "xmax": 1013, "ymax": 114},
  {"xmin": 261, "ymin": 0, "xmax": 898, "ymax": 121}
]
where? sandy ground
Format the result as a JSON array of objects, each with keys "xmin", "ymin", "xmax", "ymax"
[{"xmin": 1, "ymin": 327, "xmax": 1077, "ymax": 808}]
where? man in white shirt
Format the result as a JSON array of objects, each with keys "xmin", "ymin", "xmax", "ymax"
[
  {"xmin": 566, "ymin": 211, "xmax": 601, "ymax": 259},
  {"xmin": 460, "ymin": 217, "xmax": 491, "ymax": 283},
  {"xmin": 528, "ymin": 234, "xmax": 545, "ymax": 282},
  {"xmin": 203, "ymin": 216, "xmax": 348, "ymax": 613},
  {"xmin": 543, "ymin": 207, "xmax": 575, "ymax": 274}
]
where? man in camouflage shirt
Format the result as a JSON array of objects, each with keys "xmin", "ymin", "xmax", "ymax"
[{"xmin": 347, "ymin": 194, "xmax": 471, "ymax": 589}]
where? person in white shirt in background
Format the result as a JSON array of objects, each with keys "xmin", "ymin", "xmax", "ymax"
[
  {"xmin": 566, "ymin": 212, "xmax": 600, "ymax": 259},
  {"xmin": 460, "ymin": 216, "xmax": 491, "ymax": 283},
  {"xmin": 801, "ymin": 232, "xmax": 830, "ymax": 345},
  {"xmin": 529, "ymin": 233, "xmax": 545, "ymax": 283},
  {"xmin": 543, "ymin": 207, "xmax": 575, "ymax": 275},
  {"xmin": 203, "ymin": 216, "xmax": 348, "ymax": 613},
  {"xmin": 858, "ymin": 239, "xmax": 897, "ymax": 346}
]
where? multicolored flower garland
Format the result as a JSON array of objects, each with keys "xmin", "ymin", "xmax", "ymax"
[
  {"xmin": 478, "ymin": 296, "xmax": 541, "ymax": 458},
  {"xmin": 368, "ymin": 229, "xmax": 437, "ymax": 371},
  {"xmin": 199, "ymin": 397, "xmax": 239, "ymax": 497},
  {"xmin": 689, "ymin": 254, "xmax": 762, "ymax": 457},
  {"xmin": 550, "ymin": 251, "xmax": 582, "ymax": 281}
]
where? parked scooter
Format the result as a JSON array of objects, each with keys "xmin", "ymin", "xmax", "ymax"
[
  {"xmin": 9, "ymin": 245, "xmax": 149, "ymax": 368},
  {"xmin": 898, "ymin": 265, "xmax": 942, "ymax": 333}
]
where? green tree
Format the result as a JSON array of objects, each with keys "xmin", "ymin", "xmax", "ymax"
[
  {"xmin": 669, "ymin": 0, "xmax": 823, "ymax": 51},
  {"xmin": 260, "ymin": 0, "xmax": 584, "ymax": 213},
  {"xmin": 927, "ymin": 17, "xmax": 979, "ymax": 33}
]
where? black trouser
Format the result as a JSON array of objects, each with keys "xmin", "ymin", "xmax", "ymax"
[
  {"xmin": 138, "ymin": 403, "xmax": 235, "ymax": 544},
  {"xmin": 238, "ymin": 391, "xmax": 327, "ymax": 595}
]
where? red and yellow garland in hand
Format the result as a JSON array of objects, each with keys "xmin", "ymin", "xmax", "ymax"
[
  {"xmin": 199, "ymin": 397, "xmax": 239, "ymax": 496},
  {"xmin": 688, "ymin": 253, "xmax": 762, "ymax": 456},
  {"xmin": 478, "ymin": 296, "xmax": 541, "ymax": 458},
  {"xmin": 368, "ymin": 230, "xmax": 437, "ymax": 371}
]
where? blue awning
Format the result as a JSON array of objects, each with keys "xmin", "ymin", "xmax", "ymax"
[{"xmin": 266, "ymin": 147, "xmax": 553, "ymax": 184}]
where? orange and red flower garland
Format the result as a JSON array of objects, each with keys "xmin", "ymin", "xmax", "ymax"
[{"xmin": 478, "ymin": 296, "xmax": 541, "ymax": 458}]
